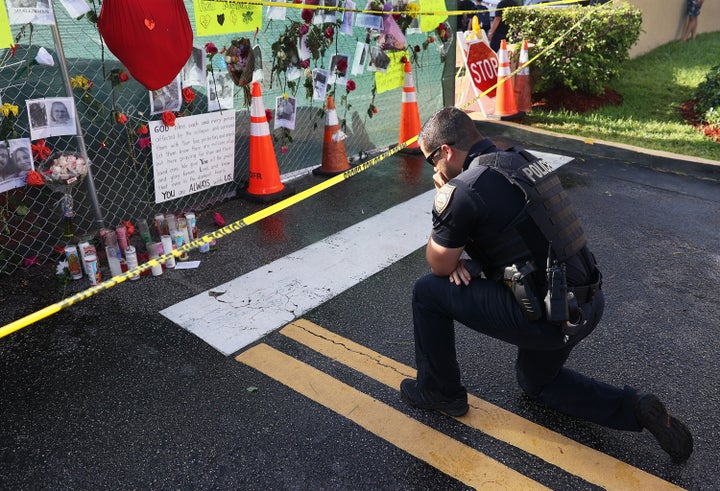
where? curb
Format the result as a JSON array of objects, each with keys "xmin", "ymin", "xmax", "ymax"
[{"xmin": 468, "ymin": 114, "xmax": 720, "ymax": 181}]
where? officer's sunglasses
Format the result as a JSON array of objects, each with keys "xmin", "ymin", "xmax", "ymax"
[{"xmin": 425, "ymin": 142, "xmax": 455, "ymax": 167}]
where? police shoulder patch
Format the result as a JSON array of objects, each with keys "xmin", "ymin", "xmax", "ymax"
[{"xmin": 434, "ymin": 184, "xmax": 455, "ymax": 215}]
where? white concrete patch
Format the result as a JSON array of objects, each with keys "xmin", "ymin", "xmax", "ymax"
[
  {"xmin": 531, "ymin": 150, "xmax": 574, "ymax": 170},
  {"xmin": 161, "ymin": 191, "xmax": 434, "ymax": 356},
  {"xmin": 162, "ymin": 151, "xmax": 573, "ymax": 356}
]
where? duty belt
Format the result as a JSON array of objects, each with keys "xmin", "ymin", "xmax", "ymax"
[{"xmin": 569, "ymin": 270, "xmax": 602, "ymax": 305}]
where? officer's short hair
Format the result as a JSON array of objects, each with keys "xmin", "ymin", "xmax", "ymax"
[{"xmin": 419, "ymin": 107, "xmax": 481, "ymax": 152}]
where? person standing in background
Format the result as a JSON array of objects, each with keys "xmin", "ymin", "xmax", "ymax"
[
  {"xmin": 681, "ymin": 0, "xmax": 704, "ymax": 41},
  {"xmin": 488, "ymin": 0, "xmax": 518, "ymax": 52}
]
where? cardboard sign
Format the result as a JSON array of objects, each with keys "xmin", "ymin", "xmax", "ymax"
[{"xmin": 150, "ymin": 111, "xmax": 236, "ymax": 204}]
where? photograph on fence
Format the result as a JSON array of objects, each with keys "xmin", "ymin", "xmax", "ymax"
[
  {"xmin": 207, "ymin": 72, "xmax": 234, "ymax": 112},
  {"xmin": 274, "ymin": 96, "xmax": 297, "ymax": 131},
  {"xmin": 182, "ymin": 46, "xmax": 207, "ymax": 88},
  {"xmin": 26, "ymin": 97, "xmax": 76, "ymax": 140},
  {"xmin": 0, "ymin": 138, "xmax": 33, "ymax": 193},
  {"xmin": 5, "ymin": 0, "xmax": 54, "ymax": 25},
  {"xmin": 150, "ymin": 77, "xmax": 182, "ymax": 115}
]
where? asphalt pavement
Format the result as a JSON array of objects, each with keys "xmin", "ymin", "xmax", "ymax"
[{"xmin": 1, "ymin": 121, "xmax": 719, "ymax": 490}]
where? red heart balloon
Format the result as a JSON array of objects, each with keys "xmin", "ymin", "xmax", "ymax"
[{"xmin": 98, "ymin": 0, "xmax": 193, "ymax": 91}]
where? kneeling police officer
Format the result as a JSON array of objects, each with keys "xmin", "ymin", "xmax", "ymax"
[{"xmin": 400, "ymin": 107, "xmax": 693, "ymax": 463}]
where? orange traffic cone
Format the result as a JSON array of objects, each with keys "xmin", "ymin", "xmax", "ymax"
[
  {"xmin": 398, "ymin": 61, "xmax": 422, "ymax": 154},
  {"xmin": 238, "ymin": 82, "xmax": 293, "ymax": 203},
  {"xmin": 514, "ymin": 39, "xmax": 532, "ymax": 114},
  {"xmin": 493, "ymin": 40, "xmax": 524, "ymax": 120},
  {"xmin": 313, "ymin": 95, "xmax": 350, "ymax": 176}
]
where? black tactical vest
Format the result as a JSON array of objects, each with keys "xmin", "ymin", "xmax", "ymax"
[{"xmin": 466, "ymin": 147, "xmax": 587, "ymax": 282}]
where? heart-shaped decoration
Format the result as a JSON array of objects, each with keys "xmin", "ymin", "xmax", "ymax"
[
  {"xmin": 199, "ymin": 14, "xmax": 210, "ymax": 29},
  {"xmin": 98, "ymin": 0, "xmax": 192, "ymax": 90}
]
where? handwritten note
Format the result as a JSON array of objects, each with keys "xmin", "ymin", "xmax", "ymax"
[{"xmin": 150, "ymin": 111, "xmax": 236, "ymax": 204}]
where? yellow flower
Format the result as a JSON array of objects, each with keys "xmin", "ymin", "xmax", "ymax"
[
  {"xmin": 1, "ymin": 103, "xmax": 19, "ymax": 117},
  {"xmin": 70, "ymin": 75, "xmax": 91, "ymax": 90},
  {"xmin": 406, "ymin": 2, "xmax": 420, "ymax": 18}
]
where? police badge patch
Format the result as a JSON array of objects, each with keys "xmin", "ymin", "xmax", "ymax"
[{"xmin": 434, "ymin": 184, "xmax": 455, "ymax": 214}]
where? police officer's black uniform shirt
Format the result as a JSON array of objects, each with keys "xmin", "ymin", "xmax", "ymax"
[
  {"xmin": 432, "ymin": 138, "xmax": 523, "ymax": 253},
  {"xmin": 431, "ymin": 139, "xmax": 597, "ymax": 287}
]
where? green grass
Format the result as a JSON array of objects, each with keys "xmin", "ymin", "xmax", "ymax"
[{"xmin": 526, "ymin": 32, "xmax": 720, "ymax": 161}]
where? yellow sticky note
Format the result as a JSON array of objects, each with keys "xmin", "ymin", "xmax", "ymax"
[
  {"xmin": 419, "ymin": 0, "xmax": 448, "ymax": 33},
  {"xmin": 193, "ymin": 0, "xmax": 262, "ymax": 36},
  {"xmin": 0, "ymin": 1, "xmax": 14, "ymax": 49},
  {"xmin": 374, "ymin": 51, "xmax": 408, "ymax": 94}
]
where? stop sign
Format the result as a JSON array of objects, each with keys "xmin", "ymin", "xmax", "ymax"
[{"xmin": 466, "ymin": 41, "xmax": 498, "ymax": 98}]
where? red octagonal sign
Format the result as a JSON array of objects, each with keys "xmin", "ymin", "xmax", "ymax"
[{"xmin": 466, "ymin": 41, "xmax": 499, "ymax": 99}]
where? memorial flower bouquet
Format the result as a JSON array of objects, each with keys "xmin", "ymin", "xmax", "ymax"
[{"xmin": 40, "ymin": 152, "xmax": 90, "ymax": 239}]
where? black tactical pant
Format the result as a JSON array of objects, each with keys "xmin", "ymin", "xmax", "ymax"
[{"xmin": 412, "ymin": 274, "xmax": 642, "ymax": 431}]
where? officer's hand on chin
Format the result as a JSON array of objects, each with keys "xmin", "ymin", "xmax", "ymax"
[{"xmin": 433, "ymin": 171, "xmax": 448, "ymax": 190}]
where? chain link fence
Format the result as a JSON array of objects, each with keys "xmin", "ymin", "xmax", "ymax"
[{"xmin": 0, "ymin": 0, "xmax": 451, "ymax": 275}]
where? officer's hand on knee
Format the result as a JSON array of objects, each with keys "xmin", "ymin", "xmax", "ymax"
[{"xmin": 449, "ymin": 259, "xmax": 473, "ymax": 286}]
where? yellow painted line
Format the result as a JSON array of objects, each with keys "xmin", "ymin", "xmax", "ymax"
[
  {"xmin": 236, "ymin": 343, "xmax": 549, "ymax": 490},
  {"xmin": 280, "ymin": 319, "xmax": 685, "ymax": 491}
]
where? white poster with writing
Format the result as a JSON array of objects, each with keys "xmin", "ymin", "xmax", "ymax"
[{"xmin": 150, "ymin": 111, "xmax": 236, "ymax": 204}]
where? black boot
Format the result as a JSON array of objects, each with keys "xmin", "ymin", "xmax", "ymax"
[{"xmin": 634, "ymin": 393, "xmax": 693, "ymax": 463}]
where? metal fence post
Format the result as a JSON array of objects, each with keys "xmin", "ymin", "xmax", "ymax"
[{"xmin": 50, "ymin": 12, "xmax": 105, "ymax": 231}]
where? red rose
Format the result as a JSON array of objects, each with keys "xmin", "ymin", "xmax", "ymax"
[
  {"xmin": 414, "ymin": 45, "xmax": 421, "ymax": 53},
  {"xmin": 301, "ymin": 8, "xmax": 314, "ymax": 23},
  {"xmin": 336, "ymin": 58, "xmax": 347, "ymax": 72},
  {"xmin": 121, "ymin": 220, "xmax": 136, "ymax": 237},
  {"xmin": 265, "ymin": 109, "xmax": 273, "ymax": 122},
  {"xmin": 115, "ymin": 112, "xmax": 128, "ymax": 124},
  {"xmin": 136, "ymin": 124, "xmax": 149, "ymax": 135},
  {"xmin": 137, "ymin": 137, "xmax": 151, "ymax": 150},
  {"xmin": 324, "ymin": 26, "xmax": 334, "ymax": 39},
  {"xmin": 118, "ymin": 71, "xmax": 129, "ymax": 82},
  {"xmin": 182, "ymin": 87, "xmax": 196, "ymax": 104},
  {"xmin": 400, "ymin": 56, "xmax": 408, "ymax": 64},
  {"xmin": 31, "ymin": 139, "xmax": 52, "ymax": 161},
  {"xmin": 162, "ymin": 111, "xmax": 177, "ymax": 127},
  {"xmin": 300, "ymin": 59, "xmax": 310, "ymax": 69},
  {"xmin": 25, "ymin": 170, "xmax": 45, "ymax": 186},
  {"xmin": 205, "ymin": 42, "xmax": 218, "ymax": 54},
  {"xmin": 346, "ymin": 80, "xmax": 356, "ymax": 91},
  {"xmin": 428, "ymin": 36, "xmax": 435, "ymax": 43}
]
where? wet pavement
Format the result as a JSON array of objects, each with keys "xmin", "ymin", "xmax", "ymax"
[{"xmin": 1, "ymin": 121, "xmax": 719, "ymax": 490}]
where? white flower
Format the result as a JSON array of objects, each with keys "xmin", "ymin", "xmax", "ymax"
[
  {"xmin": 35, "ymin": 47, "xmax": 55, "ymax": 67},
  {"xmin": 56, "ymin": 260, "xmax": 69, "ymax": 275}
]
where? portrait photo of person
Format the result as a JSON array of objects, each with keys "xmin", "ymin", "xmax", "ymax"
[
  {"xmin": 28, "ymin": 100, "xmax": 48, "ymax": 128},
  {"xmin": 182, "ymin": 46, "xmax": 206, "ymax": 88},
  {"xmin": 6, "ymin": 0, "xmax": 53, "ymax": 25},
  {"xmin": 207, "ymin": 72, "xmax": 234, "ymax": 112},
  {"xmin": 11, "ymin": 146, "xmax": 32, "ymax": 174},
  {"xmin": 8, "ymin": 0, "xmax": 37, "ymax": 8},
  {"xmin": 368, "ymin": 46, "xmax": 391, "ymax": 72},
  {"xmin": 49, "ymin": 100, "xmax": 71, "ymax": 125},
  {"xmin": 329, "ymin": 53, "xmax": 350, "ymax": 84},
  {"xmin": 312, "ymin": 69, "xmax": 329, "ymax": 101},
  {"xmin": 150, "ymin": 78, "xmax": 182, "ymax": 114},
  {"xmin": 274, "ymin": 96, "xmax": 296, "ymax": 131},
  {"xmin": 0, "ymin": 142, "xmax": 17, "ymax": 181}
]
